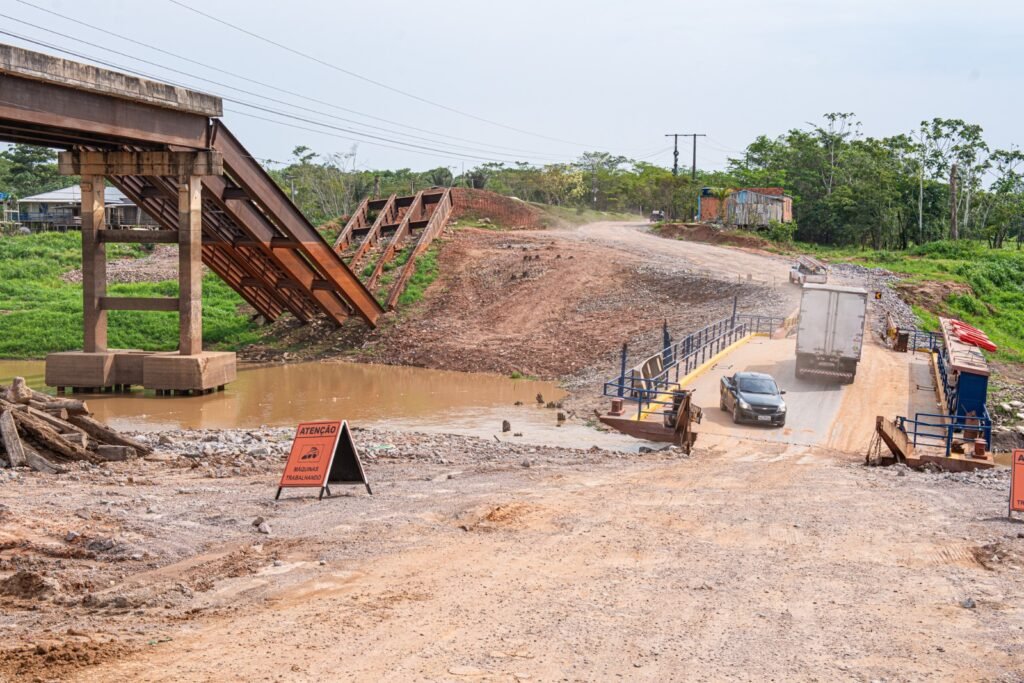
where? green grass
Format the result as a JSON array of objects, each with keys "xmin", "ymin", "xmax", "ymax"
[
  {"xmin": 0, "ymin": 232, "xmax": 261, "ymax": 358},
  {"xmin": 797, "ymin": 239, "xmax": 1024, "ymax": 362},
  {"xmin": 397, "ymin": 245, "xmax": 440, "ymax": 307}
]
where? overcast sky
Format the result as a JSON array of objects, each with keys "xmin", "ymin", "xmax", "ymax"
[{"xmin": 3, "ymin": 0, "xmax": 1022, "ymax": 172}]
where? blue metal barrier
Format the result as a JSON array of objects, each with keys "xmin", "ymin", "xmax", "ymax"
[
  {"xmin": 603, "ymin": 312, "xmax": 786, "ymax": 420},
  {"xmin": 896, "ymin": 409, "xmax": 992, "ymax": 456}
]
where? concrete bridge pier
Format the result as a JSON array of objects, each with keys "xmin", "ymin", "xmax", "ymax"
[{"xmin": 45, "ymin": 152, "xmax": 236, "ymax": 396}]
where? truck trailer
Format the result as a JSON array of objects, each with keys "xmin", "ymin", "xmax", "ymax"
[{"xmin": 795, "ymin": 284, "xmax": 868, "ymax": 383}]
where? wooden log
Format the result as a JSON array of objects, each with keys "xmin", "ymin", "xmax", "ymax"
[
  {"xmin": 29, "ymin": 402, "xmax": 70, "ymax": 421},
  {"xmin": 25, "ymin": 406, "xmax": 77, "ymax": 434},
  {"xmin": 0, "ymin": 410, "xmax": 27, "ymax": 467},
  {"xmin": 11, "ymin": 411, "xmax": 98, "ymax": 463},
  {"xmin": 60, "ymin": 432, "xmax": 89, "ymax": 449},
  {"xmin": 66, "ymin": 415, "xmax": 152, "ymax": 456},
  {"xmin": 5, "ymin": 377, "xmax": 32, "ymax": 405},
  {"xmin": 95, "ymin": 445, "xmax": 136, "ymax": 461},
  {"xmin": 22, "ymin": 444, "xmax": 65, "ymax": 474},
  {"xmin": 28, "ymin": 393, "xmax": 90, "ymax": 415}
]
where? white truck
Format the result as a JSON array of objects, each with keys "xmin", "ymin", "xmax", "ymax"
[
  {"xmin": 788, "ymin": 255, "xmax": 828, "ymax": 285},
  {"xmin": 795, "ymin": 284, "xmax": 868, "ymax": 384}
]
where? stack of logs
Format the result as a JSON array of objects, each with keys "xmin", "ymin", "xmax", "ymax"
[{"xmin": 0, "ymin": 377, "xmax": 151, "ymax": 474}]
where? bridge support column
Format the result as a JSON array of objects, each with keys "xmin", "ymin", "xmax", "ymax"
[
  {"xmin": 81, "ymin": 176, "xmax": 107, "ymax": 352},
  {"xmin": 178, "ymin": 175, "xmax": 202, "ymax": 355}
]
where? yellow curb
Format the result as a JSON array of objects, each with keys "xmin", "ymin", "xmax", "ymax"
[
  {"xmin": 636, "ymin": 334, "xmax": 755, "ymax": 419},
  {"xmin": 678, "ymin": 334, "xmax": 754, "ymax": 388}
]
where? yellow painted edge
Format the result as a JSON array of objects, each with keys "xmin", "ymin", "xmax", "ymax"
[
  {"xmin": 636, "ymin": 334, "xmax": 755, "ymax": 419},
  {"xmin": 678, "ymin": 333, "xmax": 754, "ymax": 388}
]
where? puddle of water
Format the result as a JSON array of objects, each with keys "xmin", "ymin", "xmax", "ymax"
[{"xmin": 0, "ymin": 360, "xmax": 652, "ymax": 451}]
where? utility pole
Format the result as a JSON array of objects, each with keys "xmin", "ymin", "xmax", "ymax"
[
  {"xmin": 665, "ymin": 134, "xmax": 681, "ymax": 176},
  {"xmin": 665, "ymin": 133, "xmax": 706, "ymax": 179}
]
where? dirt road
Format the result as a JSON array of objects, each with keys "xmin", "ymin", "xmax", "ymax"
[
  {"xmin": 568, "ymin": 221, "xmax": 797, "ymax": 291},
  {"xmin": 38, "ymin": 435, "xmax": 1020, "ymax": 682}
]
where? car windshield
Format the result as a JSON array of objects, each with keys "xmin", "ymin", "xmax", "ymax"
[{"xmin": 738, "ymin": 378, "xmax": 778, "ymax": 395}]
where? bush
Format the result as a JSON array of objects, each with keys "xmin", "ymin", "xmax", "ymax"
[{"xmin": 767, "ymin": 220, "xmax": 796, "ymax": 243}]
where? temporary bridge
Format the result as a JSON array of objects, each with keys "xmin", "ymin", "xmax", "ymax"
[{"xmin": 0, "ymin": 44, "xmax": 450, "ymax": 393}]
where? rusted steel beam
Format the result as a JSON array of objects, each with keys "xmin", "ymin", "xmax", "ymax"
[
  {"xmin": 201, "ymin": 172, "xmax": 351, "ymax": 325},
  {"xmin": 98, "ymin": 229, "xmax": 178, "ymax": 244},
  {"xmin": 333, "ymin": 195, "xmax": 370, "ymax": 253},
  {"xmin": 211, "ymin": 122, "xmax": 382, "ymax": 326},
  {"xmin": 367, "ymin": 191, "xmax": 423, "ymax": 290},
  {"xmin": 99, "ymin": 296, "xmax": 179, "ymax": 312},
  {"xmin": 0, "ymin": 74, "xmax": 211, "ymax": 149},
  {"xmin": 58, "ymin": 150, "xmax": 223, "ymax": 177},
  {"xmin": 109, "ymin": 175, "xmax": 291, "ymax": 322},
  {"xmin": 386, "ymin": 188, "xmax": 452, "ymax": 310},
  {"xmin": 351, "ymin": 194, "xmax": 397, "ymax": 267}
]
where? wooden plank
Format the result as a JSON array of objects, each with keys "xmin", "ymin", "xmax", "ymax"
[
  {"xmin": 98, "ymin": 229, "xmax": 178, "ymax": 244},
  {"xmin": 11, "ymin": 410, "xmax": 98, "ymax": 463},
  {"xmin": 99, "ymin": 297, "xmax": 179, "ymax": 312},
  {"xmin": 22, "ymin": 444, "xmax": 64, "ymax": 474},
  {"xmin": 67, "ymin": 415, "xmax": 152, "ymax": 455},
  {"xmin": 179, "ymin": 176, "xmax": 203, "ymax": 355},
  {"xmin": 0, "ymin": 410, "xmax": 27, "ymax": 467}
]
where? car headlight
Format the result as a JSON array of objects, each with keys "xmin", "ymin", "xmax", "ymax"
[
  {"xmin": 739, "ymin": 399, "xmax": 751, "ymax": 410},
  {"xmin": 778, "ymin": 402, "xmax": 787, "ymax": 413}
]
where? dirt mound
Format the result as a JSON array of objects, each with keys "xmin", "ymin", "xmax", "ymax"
[
  {"xmin": 0, "ymin": 570, "xmax": 60, "ymax": 599},
  {"xmin": 0, "ymin": 636, "xmax": 134, "ymax": 680},
  {"xmin": 893, "ymin": 280, "xmax": 975, "ymax": 316},
  {"xmin": 655, "ymin": 223, "xmax": 771, "ymax": 249},
  {"xmin": 355, "ymin": 229, "xmax": 759, "ymax": 379},
  {"xmin": 451, "ymin": 188, "xmax": 550, "ymax": 230}
]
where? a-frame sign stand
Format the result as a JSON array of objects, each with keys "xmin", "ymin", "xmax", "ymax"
[{"xmin": 276, "ymin": 420, "xmax": 372, "ymax": 500}]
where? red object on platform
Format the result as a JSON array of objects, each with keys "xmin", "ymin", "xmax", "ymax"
[{"xmin": 950, "ymin": 319, "xmax": 998, "ymax": 352}]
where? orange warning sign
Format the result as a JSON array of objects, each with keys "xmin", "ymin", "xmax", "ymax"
[
  {"xmin": 280, "ymin": 421, "xmax": 340, "ymax": 489},
  {"xmin": 276, "ymin": 420, "xmax": 371, "ymax": 500},
  {"xmin": 1011, "ymin": 449, "xmax": 1024, "ymax": 514}
]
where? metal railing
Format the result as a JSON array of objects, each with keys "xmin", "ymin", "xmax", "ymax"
[
  {"xmin": 897, "ymin": 409, "xmax": 992, "ymax": 456},
  {"xmin": 603, "ymin": 312, "xmax": 787, "ymax": 420}
]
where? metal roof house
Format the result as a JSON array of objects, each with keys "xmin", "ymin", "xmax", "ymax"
[
  {"xmin": 17, "ymin": 185, "xmax": 157, "ymax": 231},
  {"xmin": 698, "ymin": 187, "xmax": 793, "ymax": 227}
]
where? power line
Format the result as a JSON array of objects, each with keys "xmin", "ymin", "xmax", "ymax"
[
  {"xmin": 0, "ymin": 14, "xmax": 573, "ymax": 164},
  {"xmin": 13, "ymin": 0, "xmax": 572, "ymax": 161},
  {"xmin": 665, "ymin": 134, "xmax": 705, "ymax": 179},
  {"xmin": 166, "ymin": 0, "xmax": 598, "ymax": 149},
  {"xmin": 0, "ymin": 26, "xmax": 575, "ymax": 165}
]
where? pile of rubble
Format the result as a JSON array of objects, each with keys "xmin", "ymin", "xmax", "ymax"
[
  {"xmin": 0, "ymin": 377, "xmax": 150, "ymax": 474},
  {"xmin": 829, "ymin": 263, "xmax": 917, "ymax": 338}
]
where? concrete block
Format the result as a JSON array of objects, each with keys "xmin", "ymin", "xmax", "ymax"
[
  {"xmin": 45, "ymin": 351, "xmax": 115, "ymax": 388},
  {"xmin": 142, "ymin": 352, "xmax": 237, "ymax": 391}
]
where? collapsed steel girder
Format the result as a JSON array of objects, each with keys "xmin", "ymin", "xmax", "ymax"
[{"xmin": 0, "ymin": 46, "xmax": 383, "ymax": 327}]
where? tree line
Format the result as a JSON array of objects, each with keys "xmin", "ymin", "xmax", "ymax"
[{"xmin": 3, "ymin": 112, "xmax": 1022, "ymax": 249}]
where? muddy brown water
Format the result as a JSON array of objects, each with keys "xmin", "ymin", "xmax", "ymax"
[{"xmin": 0, "ymin": 360, "xmax": 650, "ymax": 450}]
